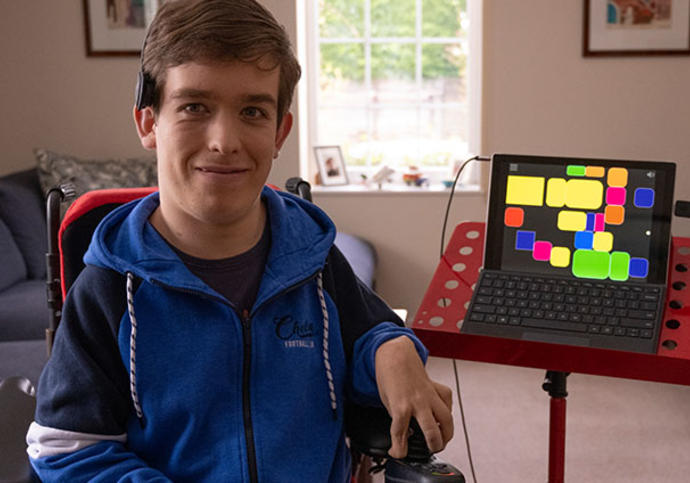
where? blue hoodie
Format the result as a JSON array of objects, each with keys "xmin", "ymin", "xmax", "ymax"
[{"xmin": 27, "ymin": 187, "xmax": 427, "ymax": 482}]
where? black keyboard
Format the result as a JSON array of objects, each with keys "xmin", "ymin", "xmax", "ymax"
[{"xmin": 461, "ymin": 270, "xmax": 666, "ymax": 353}]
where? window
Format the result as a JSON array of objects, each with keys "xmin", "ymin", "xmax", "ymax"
[{"xmin": 303, "ymin": 0, "xmax": 481, "ymax": 187}]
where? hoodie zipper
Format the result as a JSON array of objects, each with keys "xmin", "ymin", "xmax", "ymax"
[
  {"xmin": 241, "ymin": 308, "xmax": 259, "ymax": 483},
  {"xmin": 150, "ymin": 275, "xmax": 323, "ymax": 482}
]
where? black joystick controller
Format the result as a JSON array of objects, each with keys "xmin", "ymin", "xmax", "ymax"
[{"xmin": 345, "ymin": 404, "xmax": 465, "ymax": 482}]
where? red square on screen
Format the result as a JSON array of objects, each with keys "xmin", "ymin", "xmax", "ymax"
[{"xmin": 504, "ymin": 207, "xmax": 524, "ymax": 227}]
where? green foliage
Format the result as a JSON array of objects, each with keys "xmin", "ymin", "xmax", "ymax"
[{"xmin": 319, "ymin": 0, "xmax": 466, "ymax": 82}]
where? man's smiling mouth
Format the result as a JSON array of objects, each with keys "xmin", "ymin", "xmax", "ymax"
[{"xmin": 196, "ymin": 166, "xmax": 248, "ymax": 174}]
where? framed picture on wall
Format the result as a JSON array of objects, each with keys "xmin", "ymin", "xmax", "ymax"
[
  {"xmin": 314, "ymin": 146, "xmax": 348, "ymax": 186},
  {"xmin": 584, "ymin": 0, "xmax": 690, "ymax": 56},
  {"xmin": 83, "ymin": 0, "xmax": 163, "ymax": 56}
]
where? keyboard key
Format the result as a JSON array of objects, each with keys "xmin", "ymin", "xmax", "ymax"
[
  {"xmin": 472, "ymin": 305, "xmax": 495, "ymax": 314},
  {"xmin": 521, "ymin": 318, "xmax": 588, "ymax": 333},
  {"xmin": 621, "ymin": 318, "xmax": 654, "ymax": 329}
]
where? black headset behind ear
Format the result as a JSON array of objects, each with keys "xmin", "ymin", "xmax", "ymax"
[
  {"xmin": 135, "ymin": 70, "xmax": 155, "ymax": 111},
  {"xmin": 134, "ymin": 22, "xmax": 155, "ymax": 111}
]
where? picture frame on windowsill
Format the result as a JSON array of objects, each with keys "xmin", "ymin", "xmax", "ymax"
[{"xmin": 314, "ymin": 146, "xmax": 349, "ymax": 186}]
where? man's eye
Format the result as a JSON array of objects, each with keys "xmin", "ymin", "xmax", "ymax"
[
  {"xmin": 183, "ymin": 103, "xmax": 206, "ymax": 114},
  {"xmin": 242, "ymin": 107, "xmax": 267, "ymax": 119}
]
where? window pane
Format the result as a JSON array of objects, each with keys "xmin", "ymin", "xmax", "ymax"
[
  {"xmin": 422, "ymin": 43, "xmax": 465, "ymax": 79},
  {"xmin": 420, "ymin": 106, "xmax": 468, "ymax": 166},
  {"xmin": 320, "ymin": 42, "xmax": 365, "ymax": 88},
  {"xmin": 319, "ymin": 0, "xmax": 364, "ymax": 38},
  {"xmin": 371, "ymin": 0, "xmax": 415, "ymax": 37},
  {"xmin": 317, "ymin": 107, "xmax": 369, "ymax": 167},
  {"xmin": 422, "ymin": 0, "xmax": 464, "ymax": 37},
  {"xmin": 371, "ymin": 43, "xmax": 416, "ymax": 81}
]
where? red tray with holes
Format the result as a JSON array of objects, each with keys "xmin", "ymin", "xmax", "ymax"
[{"xmin": 413, "ymin": 222, "xmax": 690, "ymax": 386}]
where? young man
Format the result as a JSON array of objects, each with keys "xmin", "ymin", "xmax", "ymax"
[{"xmin": 27, "ymin": 1, "xmax": 453, "ymax": 481}]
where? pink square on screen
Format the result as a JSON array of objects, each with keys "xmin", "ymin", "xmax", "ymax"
[
  {"xmin": 606, "ymin": 187, "xmax": 626, "ymax": 205},
  {"xmin": 532, "ymin": 241, "xmax": 552, "ymax": 261},
  {"xmin": 594, "ymin": 213, "xmax": 605, "ymax": 231}
]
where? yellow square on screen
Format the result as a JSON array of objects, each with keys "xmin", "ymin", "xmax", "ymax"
[{"xmin": 506, "ymin": 176, "xmax": 544, "ymax": 206}]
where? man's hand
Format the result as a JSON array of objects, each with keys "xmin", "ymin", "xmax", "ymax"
[{"xmin": 374, "ymin": 336, "xmax": 454, "ymax": 459}]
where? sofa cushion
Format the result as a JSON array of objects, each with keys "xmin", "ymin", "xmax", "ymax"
[
  {"xmin": 0, "ymin": 280, "xmax": 47, "ymax": 342},
  {"xmin": 334, "ymin": 232, "xmax": 377, "ymax": 290},
  {"xmin": 35, "ymin": 149, "xmax": 157, "ymax": 209},
  {"xmin": 0, "ymin": 169, "xmax": 47, "ymax": 280},
  {"xmin": 0, "ymin": 219, "xmax": 27, "ymax": 292}
]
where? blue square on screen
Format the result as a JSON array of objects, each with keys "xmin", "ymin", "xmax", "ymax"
[
  {"xmin": 515, "ymin": 231, "xmax": 535, "ymax": 250},
  {"xmin": 634, "ymin": 188, "xmax": 654, "ymax": 208},
  {"xmin": 629, "ymin": 258, "xmax": 649, "ymax": 278},
  {"xmin": 574, "ymin": 231, "xmax": 593, "ymax": 250},
  {"xmin": 586, "ymin": 213, "xmax": 595, "ymax": 231}
]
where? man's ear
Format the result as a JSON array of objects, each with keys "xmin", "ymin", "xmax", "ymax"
[
  {"xmin": 273, "ymin": 112, "xmax": 293, "ymax": 158},
  {"xmin": 133, "ymin": 106, "xmax": 157, "ymax": 151}
]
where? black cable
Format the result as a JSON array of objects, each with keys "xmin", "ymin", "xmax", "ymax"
[
  {"xmin": 440, "ymin": 155, "xmax": 491, "ymax": 258},
  {"xmin": 453, "ymin": 359, "xmax": 477, "ymax": 483},
  {"xmin": 439, "ymin": 154, "xmax": 490, "ymax": 483}
]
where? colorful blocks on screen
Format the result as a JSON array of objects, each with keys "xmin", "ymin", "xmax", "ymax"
[
  {"xmin": 504, "ymin": 207, "xmax": 524, "ymax": 227},
  {"xmin": 610, "ymin": 251, "xmax": 630, "ymax": 281},
  {"xmin": 607, "ymin": 167, "xmax": 628, "ymax": 187},
  {"xmin": 572, "ymin": 249, "xmax": 610, "ymax": 279},
  {"xmin": 565, "ymin": 179, "xmax": 603, "ymax": 210},
  {"xmin": 546, "ymin": 178, "xmax": 566, "ymax": 207},
  {"xmin": 593, "ymin": 231, "xmax": 613, "ymax": 252},
  {"xmin": 567, "ymin": 165, "xmax": 586, "ymax": 177},
  {"xmin": 557, "ymin": 210, "xmax": 587, "ymax": 231},
  {"xmin": 574, "ymin": 231, "xmax": 593, "ymax": 249},
  {"xmin": 629, "ymin": 258, "xmax": 649, "ymax": 278},
  {"xmin": 634, "ymin": 188, "xmax": 655, "ymax": 208},
  {"xmin": 533, "ymin": 241, "xmax": 552, "ymax": 261},
  {"xmin": 550, "ymin": 246, "xmax": 570, "ymax": 267},
  {"xmin": 515, "ymin": 231, "xmax": 536, "ymax": 250},
  {"xmin": 604, "ymin": 205, "xmax": 624, "ymax": 225},
  {"xmin": 506, "ymin": 175, "xmax": 544, "ymax": 206},
  {"xmin": 586, "ymin": 166, "xmax": 605, "ymax": 178},
  {"xmin": 606, "ymin": 187, "xmax": 626, "ymax": 205}
]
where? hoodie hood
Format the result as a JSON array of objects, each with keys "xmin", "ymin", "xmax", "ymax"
[{"xmin": 84, "ymin": 186, "xmax": 336, "ymax": 305}]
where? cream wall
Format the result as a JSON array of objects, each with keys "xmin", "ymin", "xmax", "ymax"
[{"xmin": 1, "ymin": 1, "xmax": 689, "ymax": 315}]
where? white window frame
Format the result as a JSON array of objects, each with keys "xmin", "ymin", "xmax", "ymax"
[{"xmin": 299, "ymin": 0, "xmax": 483, "ymax": 189}]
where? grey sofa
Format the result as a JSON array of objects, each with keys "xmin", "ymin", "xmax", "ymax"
[{"xmin": 0, "ymin": 169, "xmax": 50, "ymax": 385}]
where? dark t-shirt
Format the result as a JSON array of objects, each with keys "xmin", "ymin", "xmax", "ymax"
[{"xmin": 167, "ymin": 222, "xmax": 271, "ymax": 313}]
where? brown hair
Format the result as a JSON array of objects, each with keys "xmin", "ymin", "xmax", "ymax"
[{"xmin": 142, "ymin": 0, "xmax": 301, "ymax": 125}]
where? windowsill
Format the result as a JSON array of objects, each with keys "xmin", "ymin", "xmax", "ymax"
[{"xmin": 311, "ymin": 182, "xmax": 484, "ymax": 196}]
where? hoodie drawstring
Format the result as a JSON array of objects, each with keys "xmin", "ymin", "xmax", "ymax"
[
  {"xmin": 125, "ymin": 271, "xmax": 336, "ymax": 423},
  {"xmin": 126, "ymin": 272, "xmax": 145, "ymax": 425},
  {"xmin": 316, "ymin": 272, "xmax": 338, "ymax": 419}
]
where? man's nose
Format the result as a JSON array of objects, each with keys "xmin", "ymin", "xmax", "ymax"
[{"xmin": 207, "ymin": 114, "xmax": 240, "ymax": 154}]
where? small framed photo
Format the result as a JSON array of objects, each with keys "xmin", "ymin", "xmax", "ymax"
[
  {"xmin": 314, "ymin": 146, "xmax": 348, "ymax": 186},
  {"xmin": 584, "ymin": 0, "xmax": 690, "ymax": 56},
  {"xmin": 83, "ymin": 0, "xmax": 162, "ymax": 56}
]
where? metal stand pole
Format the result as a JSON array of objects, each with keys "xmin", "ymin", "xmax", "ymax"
[{"xmin": 542, "ymin": 371, "xmax": 569, "ymax": 483}]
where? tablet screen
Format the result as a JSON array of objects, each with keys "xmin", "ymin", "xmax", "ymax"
[{"xmin": 484, "ymin": 154, "xmax": 675, "ymax": 285}]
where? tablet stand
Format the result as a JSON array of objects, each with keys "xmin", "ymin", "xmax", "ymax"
[{"xmin": 413, "ymin": 222, "xmax": 690, "ymax": 483}]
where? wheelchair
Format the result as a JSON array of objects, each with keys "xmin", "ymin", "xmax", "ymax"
[{"xmin": 0, "ymin": 181, "xmax": 464, "ymax": 483}]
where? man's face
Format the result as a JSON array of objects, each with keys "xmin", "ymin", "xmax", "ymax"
[{"xmin": 136, "ymin": 60, "xmax": 292, "ymax": 231}]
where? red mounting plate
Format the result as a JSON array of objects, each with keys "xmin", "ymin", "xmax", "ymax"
[{"xmin": 413, "ymin": 222, "xmax": 690, "ymax": 386}]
